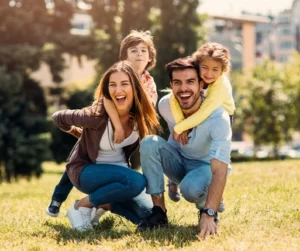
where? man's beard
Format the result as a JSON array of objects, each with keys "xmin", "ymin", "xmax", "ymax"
[{"xmin": 175, "ymin": 91, "xmax": 201, "ymax": 111}]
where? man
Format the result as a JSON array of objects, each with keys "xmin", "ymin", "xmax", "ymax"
[{"xmin": 137, "ymin": 57, "xmax": 232, "ymax": 239}]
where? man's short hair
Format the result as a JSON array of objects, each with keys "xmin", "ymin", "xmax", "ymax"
[{"xmin": 165, "ymin": 57, "xmax": 200, "ymax": 82}]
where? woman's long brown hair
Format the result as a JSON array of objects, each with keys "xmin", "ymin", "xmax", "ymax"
[{"xmin": 94, "ymin": 61, "xmax": 161, "ymax": 138}]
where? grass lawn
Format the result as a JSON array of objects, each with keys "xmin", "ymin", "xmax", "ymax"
[{"xmin": 0, "ymin": 160, "xmax": 299, "ymax": 251}]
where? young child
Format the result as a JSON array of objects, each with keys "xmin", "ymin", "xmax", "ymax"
[
  {"xmin": 104, "ymin": 30, "xmax": 158, "ymax": 143},
  {"xmin": 167, "ymin": 43, "xmax": 235, "ymax": 210},
  {"xmin": 46, "ymin": 30, "xmax": 158, "ymax": 225}
]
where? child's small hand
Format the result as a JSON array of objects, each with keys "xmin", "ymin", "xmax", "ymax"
[
  {"xmin": 179, "ymin": 130, "xmax": 189, "ymax": 145},
  {"xmin": 113, "ymin": 127, "xmax": 125, "ymax": 144},
  {"xmin": 173, "ymin": 130, "xmax": 189, "ymax": 145},
  {"xmin": 68, "ymin": 126, "xmax": 82, "ymax": 139},
  {"xmin": 173, "ymin": 130, "xmax": 180, "ymax": 142}
]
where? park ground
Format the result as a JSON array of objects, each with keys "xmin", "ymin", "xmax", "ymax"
[{"xmin": 0, "ymin": 160, "xmax": 300, "ymax": 251}]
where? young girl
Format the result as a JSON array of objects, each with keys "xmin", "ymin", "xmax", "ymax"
[
  {"xmin": 167, "ymin": 43, "xmax": 235, "ymax": 208},
  {"xmin": 46, "ymin": 31, "xmax": 159, "ymax": 224}
]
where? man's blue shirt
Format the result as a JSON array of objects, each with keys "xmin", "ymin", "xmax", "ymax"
[{"xmin": 158, "ymin": 93, "xmax": 232, "ymax": 165}]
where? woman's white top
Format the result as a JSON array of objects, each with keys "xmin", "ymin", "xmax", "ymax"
[{"xmin": 95, "ymin": 120, "xmax": 139, "ymax": 167}]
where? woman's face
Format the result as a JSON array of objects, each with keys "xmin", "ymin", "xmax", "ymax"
[{"xmin": 108, "ymin": 71, "xmax": 134, "ymax": 115}]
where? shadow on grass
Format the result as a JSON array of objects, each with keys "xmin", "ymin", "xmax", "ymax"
[
  {"xmin": 44, "ymin": 217, "xmax": 133, "ymax": 244},
  {"xmin": 44, "ymin": 217, "xmax": 198, "ymax": 247},
  {"xmin": 138, "ymin": 223, "xmax": 199, "ymax": 248}
]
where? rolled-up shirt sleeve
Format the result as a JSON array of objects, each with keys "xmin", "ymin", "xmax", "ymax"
[{"xmin": 208, "ymin": 116, "xmax": 232, "ymax": 164}]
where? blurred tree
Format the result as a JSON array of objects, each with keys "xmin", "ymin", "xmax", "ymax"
[
  {"xmin": 237, "ymin": 60, "xmax": 293, "ymax": 157},
  {"xmin": 88, "ymin": 0, "xmax": 156, "ymax": 72},
  {"xmin": 152, "ymin": 0, "xmax": 205, "ymax": 94},
  {"xmin": 0, "ymin": 68, "xmax": 51, "ymax": 182},
  {"xmin": 0, "ymin": 0, "xmax": 86, "ymax": 181},
  {"xmin": 282, "ymin": 52, "xmax": 300, "ymax": 131}
]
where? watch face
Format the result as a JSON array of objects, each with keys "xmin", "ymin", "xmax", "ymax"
[{"xmin": 207, "ymin": 209, "xmax": 215, "ymax": 216}]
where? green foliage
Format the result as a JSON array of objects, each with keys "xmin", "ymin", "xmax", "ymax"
[
  {"xmin": 283, "ymin": 52, "xmax": 300, "ymax": 130},
  {"xmin": 0, "ymin": 69, "xmax": 51, "ymax": 183},
  {"xmin": 89, "ymin": 0, "xmax": 157, "ymax": 72},
  {"xmin": 232, "ymin": 60, "xmax": 294, "ymax": 156},
  {"xmin": 152, "ymin": 0, "xmax": 205, "ymax": 94},
  {"xmin": 0, "ymin": 0, "xmax": 79, "ymax": 182}
]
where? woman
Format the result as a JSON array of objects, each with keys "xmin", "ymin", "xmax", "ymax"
[{"xmin": 52, "ymin": 61, "xmax": 161, "ymax": 231}]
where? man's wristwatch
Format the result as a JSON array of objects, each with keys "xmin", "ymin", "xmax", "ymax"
[{"xmin": 200, "ymin": 208, "xmax": 216, "ymax": 217}]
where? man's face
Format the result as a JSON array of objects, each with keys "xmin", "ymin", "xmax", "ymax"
[{"xmin": 171, "ymin": 68, "xmax": 203, "ymax": 112}]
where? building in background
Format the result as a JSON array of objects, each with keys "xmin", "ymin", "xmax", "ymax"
[
  {"xmin": 32, "ymin": 11, "xmax": 96, "ymax": 89},
  {"xmin": 70, "ymin": 11, "xmax": 93, "ymax": 36},
  {"xmin": 205, "ymin": 14, "xmax": 270, "ymax": 71},
  {"xmin": 291, "ymin": 0, "xmax": 300, "ymax": 52},
  {"xmin": 269, "ymin": 9, "xmax": 295, "ymax": 62},
  {"xmin": 204, "ymin": 0, "xmax": 300, "ymax": 68}
]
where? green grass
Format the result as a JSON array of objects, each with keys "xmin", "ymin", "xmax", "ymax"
[{"xmin": 0, "ymin": 160, "xmax": 300, "ymax": 251}]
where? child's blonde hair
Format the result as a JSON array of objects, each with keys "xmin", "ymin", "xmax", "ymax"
[
  {"xmin": 192, "ymin": 42, "xmax": 231, "ymax": 72},
  {"xmin": 119, "ymin": 30, "xmax": 156, "ymax": 71}
]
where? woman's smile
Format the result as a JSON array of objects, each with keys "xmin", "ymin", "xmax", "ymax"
[{"xmin": 108, "ymin": 71, "xmax": 133, "ymax": 114}]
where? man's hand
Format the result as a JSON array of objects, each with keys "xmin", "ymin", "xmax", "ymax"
[
  {"xmin": 173, "ymin": 130, "xmax": 189, "ymax": 145},
  {"xmin": 198, "ymin": 214, "xmax": 217, "ymax": 240},
  {"xmin": 67, "ymin": 126, "xmax": 82, "ymax": 139},
  {"xmin": 113, "ymin": 127, "xmax": 125, "ymax": 144}
]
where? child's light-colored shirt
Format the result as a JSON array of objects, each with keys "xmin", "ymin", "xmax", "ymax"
[
  {"xmin": 170, "ymin": 74, "xmax": 235, "ymax": 134},
  {"xmin": 141, "ymin": 71, "xmax": 158, "ymax": 105}
]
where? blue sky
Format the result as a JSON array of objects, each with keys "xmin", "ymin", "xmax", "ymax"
[{"xmin": 198, "ymin": 0, "xmax": 295, "ymax": 16}]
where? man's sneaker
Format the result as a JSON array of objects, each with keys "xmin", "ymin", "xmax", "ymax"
[
  {"xmin": 90, "ymin": 207, "xmax": 107, "ymax": 227},
  {"xmin": 136, "ymin": 206, "xmax": 168, "ymax": 231},
  {"xmin": 46, "ymin": 200, "xmax": 62, "ymax": 217},
  {"xmin": 217, "ymin": 199, "xmax": 225, "ymax": 213},
  {"xmin": 167, "ymin": 179, "xmax": 181, "ymax": 202},
  {"xmin": 67, "ymin": 201, "xmax": 93, "ymax": 232}
]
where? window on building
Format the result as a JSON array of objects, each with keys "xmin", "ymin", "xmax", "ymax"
[
  {"xmin": 278, "ymin": 28, "xmax": 291, "ymax": 35},
  {"xmin": 278, "ymin": 16, "xmax": 289, "ymax": 24},
  {"xmin": 278, "ymin": 55, "xmax": 288, "ymax": 62},
  {"xmin": 256, "ymin": 32, "xmax": 263, "ymax": 44},
  {"xmin": 279, "ymin": 41, "xmax": 294, "ymax": 49}
]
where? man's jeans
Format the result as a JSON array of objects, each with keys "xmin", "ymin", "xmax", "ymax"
[
  {"xmin": 140, "ymin": 135, "xmax": 212, "ymax": 209},
  {"xmin": 78, "ymin": 163, "xmax": 153, "ymax": 224},
  {"xmin": 51, "ymin": 171, "xmax": 73, "ymax": 202}
]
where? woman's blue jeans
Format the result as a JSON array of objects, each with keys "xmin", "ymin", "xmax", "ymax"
[{"xmin": 78, "ymin": 163, "xmax": 153, "ymax": 224}]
